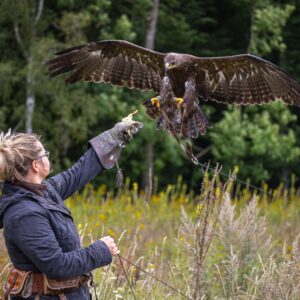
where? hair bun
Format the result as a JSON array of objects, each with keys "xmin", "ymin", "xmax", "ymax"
[
  {"xmin": 0, "ymin": 130, "xmax": 41, "ymax": 183},
  {"xmin": 0, "ymin": 129, "xmax": 12, "ymax": 150}
]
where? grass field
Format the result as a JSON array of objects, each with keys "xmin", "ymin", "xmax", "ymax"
[{"xmin": 1, "ymin": 172, "xmax": 300, "ymax": 299}]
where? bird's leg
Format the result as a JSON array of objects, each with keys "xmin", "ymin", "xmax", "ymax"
[
  {"xmin": 160, "ymin": 77, "xmax": 174, "ymax": 101},
  {"xmin": 154, "ymin": 76, "xmax": 183, "ymax": 135},
  {"xmin": 183, "ymin": 79, "xmax": 196, "ymax": 106}
]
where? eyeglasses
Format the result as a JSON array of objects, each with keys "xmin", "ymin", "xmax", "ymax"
[{"xmin": 35, "ymin": 150, "xmax": 50, "ymax": 160}]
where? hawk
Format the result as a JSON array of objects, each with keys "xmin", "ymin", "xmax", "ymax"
[{"xmin": 46, "ymin": 40, "xmax": 300, "ymax": 139}]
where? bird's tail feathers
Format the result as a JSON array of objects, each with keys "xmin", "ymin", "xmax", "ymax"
[
  {"xmin": 182, "ymin": 105, "xmax": 211, "ymax": 138},
  {"xmin": 182, "ymin": 115, "xmax": 198, "ymax": 139},
  {"xmin": 194, "ymin": 106, "xmax": 212, "ymax": 134}
]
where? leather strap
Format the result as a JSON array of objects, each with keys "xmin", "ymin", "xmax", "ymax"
[
  {"xmin": 31, "ymin": 273, "xmax": 44, "ymax": 294},
  {"xmin": 4, "ymin": 271, "xmax": 18, "ymax": 300}
]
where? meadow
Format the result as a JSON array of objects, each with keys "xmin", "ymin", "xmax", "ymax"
[{"xmin": 1, "ymin": 170, "xmax": 300, "ymax": 299}]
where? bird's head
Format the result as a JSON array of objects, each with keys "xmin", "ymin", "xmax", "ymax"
[{"xmin": 165, "ymin": 54, "xmax": 181, "ymax": 71}]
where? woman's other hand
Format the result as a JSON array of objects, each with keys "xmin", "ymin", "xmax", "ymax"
[{"xmin": 100, "ymin": 236, "xmax": 120, "ymax": 256}]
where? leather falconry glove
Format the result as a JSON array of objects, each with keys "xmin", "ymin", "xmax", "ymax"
[{"xmin": 89, "ymin": 111, "xmax": 143, "ymax": 187}]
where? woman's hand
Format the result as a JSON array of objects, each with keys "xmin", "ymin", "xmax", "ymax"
[
  {"xmin": 89, "ymin": 112, "xmax": 143, "ymax": 169},
  {"xmin": 100, "ymin": 236, "xmax": 120, "ymax": 256}
]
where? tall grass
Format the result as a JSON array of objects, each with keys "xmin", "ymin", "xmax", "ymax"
[{"xmin": 1, "ymin": 172, "xmax": 300, "ymax": 299}]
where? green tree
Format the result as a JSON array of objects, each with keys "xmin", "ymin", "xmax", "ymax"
[
  {"xmin": 248, "ymin": 2, "xmax": 295, "ymax": 55},
  {"xmin": 210, "ymin": 103, "xmax": 300, "ymax": 182},
  {"xmin": 0, "ymin": 0, "xmax": 46, "ymax": 133}
]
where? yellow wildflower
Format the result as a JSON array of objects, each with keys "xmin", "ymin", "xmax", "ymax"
[
  {"xmin": 132, "ymin": 182, "xmax": 138, "ymax": 191},
  {"xmin": 98, "ymin": 213, "xmax": 107, "ymax": 222}
]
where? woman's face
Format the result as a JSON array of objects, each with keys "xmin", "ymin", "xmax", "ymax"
[{"xmin": 35, "ymin": 141, "xmax": 51, "ymax": 179}]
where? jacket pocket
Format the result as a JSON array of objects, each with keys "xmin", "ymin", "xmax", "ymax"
[{"xmin": 50, "ymin": 212, "xmax": 71, "ymax": 241}]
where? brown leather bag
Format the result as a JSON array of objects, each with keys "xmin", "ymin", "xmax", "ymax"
[
  {"xmin": 4, "ymin": 268, "xmax": 91, "ymax": 299},
  {"xmin": 4, "ymin": 268, "xmax": 33, "ymax": 299},
  {"xmin": 43, "ymin": 275, "xmax": 88, "ymax": 295}
]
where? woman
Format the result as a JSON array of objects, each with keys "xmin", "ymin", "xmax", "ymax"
[{"xmin": 0, "ymin": 118, "xmax": 142, "ymax": 300}]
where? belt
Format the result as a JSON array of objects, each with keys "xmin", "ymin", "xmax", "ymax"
[
  {"xmin": 32, "ymin": 273, "xmax": 89, "ymax": 294},
  {"xmin": 5, "ymin": 268, "xmax": 91, "ymax": 299}
]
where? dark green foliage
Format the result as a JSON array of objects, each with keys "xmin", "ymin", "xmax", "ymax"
[{"xmin": 0, "ymin": 0, "xmax": 300, "ymax": 189}]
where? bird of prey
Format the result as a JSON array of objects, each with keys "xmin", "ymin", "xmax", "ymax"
[{"xmin": 46, "ymin": 40, "xmax": 300, "ymax": 139}]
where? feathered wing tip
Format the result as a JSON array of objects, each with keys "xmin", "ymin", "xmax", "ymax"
[
  {"xmin": 54, "ymin": 43, "xmax": 89, "ymax": 56},
  {"xmin": 45, "ymin": 50, "xmax": 79, "ymax": 81},
  {"xmin": 45, "ymin": 43, "xmax": 90, "ymax": 82}
]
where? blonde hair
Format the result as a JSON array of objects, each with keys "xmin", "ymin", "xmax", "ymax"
[{"xmin": 0, "ymin": 130, "xmax": 42, "ymax": 183}]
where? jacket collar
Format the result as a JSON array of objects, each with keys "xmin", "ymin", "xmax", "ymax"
[{"xmin": 1, "ymin": 181, "xmax": 72, "ymax": 220}]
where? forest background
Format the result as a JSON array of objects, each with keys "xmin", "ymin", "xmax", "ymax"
[{"xmin": 0, "ymin": 0, "xmax": 300, "ymax": 191}]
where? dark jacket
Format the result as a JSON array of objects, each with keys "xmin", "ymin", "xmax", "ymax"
[{"xmin": 0, "ymin": 146, "xmax": 112, "ymax": 300}]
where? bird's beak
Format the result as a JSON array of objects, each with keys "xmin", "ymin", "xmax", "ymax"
[{"xmin": 165, "ymin": 63, "xmax": 176, "ymax": 71}]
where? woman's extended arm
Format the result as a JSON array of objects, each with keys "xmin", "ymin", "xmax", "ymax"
[
  {"xmin": 46, "ymin": 147, "xmax": 103, "ymax": 200},
  {"xmin": 46, "ymin": 119, "xmax": 143, "ymax": 200}
]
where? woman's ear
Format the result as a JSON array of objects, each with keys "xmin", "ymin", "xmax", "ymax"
[{"xmin": 31, "ymin": 160, "xmax": 40, "ymax": 173}]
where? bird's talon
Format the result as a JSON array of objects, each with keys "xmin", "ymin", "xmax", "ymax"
[
  {"xmin": 151, "ymin": 97, "xmax": 161, "ymax": 108},
  {"xmin": 175, "ymin": 98, "xmax": 184, "ymax": 108}
]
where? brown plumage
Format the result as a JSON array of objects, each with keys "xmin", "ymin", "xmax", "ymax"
[{"xmin": 46, "ymin": 40, "xmax": 300, "ymax": 139}]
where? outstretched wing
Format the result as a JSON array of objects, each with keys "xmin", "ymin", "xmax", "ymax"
[
  {"xmin": 194, "ymin": 54, "xmax": 300, "ymax": 106},
  {"xmin": 46, "ymin": 40, "xmax": 166, "ymax": 93}
]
